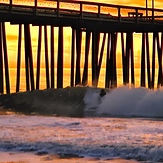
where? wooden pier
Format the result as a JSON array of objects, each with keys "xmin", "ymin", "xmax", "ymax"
[{"xmin": 1, "ymin": 0, "xmax": 163, "ymax": 93}]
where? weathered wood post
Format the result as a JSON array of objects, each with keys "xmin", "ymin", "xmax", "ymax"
[
  {"xmin": 151, "ymin": 32, "xmax": 157, "ymax": 89},
  {"xmin": 36, "ymin": 26, "xmax": 42, "ymax": 89},
  {"xmin": 24, "ymin": 24, "xmax": 35, "ymax": 91},
  {"xmin": 57, "ymin": 26, "xmax": 63, "ymax": 88},
  {"xmin": 2, "ymin": 22, "xmax": 10, "ymax": 94},
  {"xmin": 82, "ymin": 30, "xmax": 91, "ymax": 86},
  {"xmin": 0, "ymin": 23, "xmax": 3, "ymax": 94},
  {"xmin": 92, "ymin": 29, "xmax": 100, "ymax": 87},
  {"xmin": 75, "ymin": 27, "xmax": 82, "ymax": 86},
  {"xmin": 71, "ymin": 28, "xmax": 75, "ymax": 87},
  {"xmin": 16, "ymin": 24, "xmax": 22, "ymax": 92},
  {"xmin": 44, "ymin": 25, "xmax": 50, "ymax": 89},
  {"xmin": 51, "ymin": 26, "xmax": 55, "ymax": 88},
  {"xmin": 97, "ymin": 33, "xmax": 106, "ymax": 83},
  {"xmin": 146, "ymin": 32, "xmax": 151, "ymax": 89},
  {"xmin": 141, "ymin": 33, "xmax": 146, "ymax": 87},
  {"xmin": 156, "ymin": 32, "xmax": 163, "ymax": 88},
  {"xmin": 121, "ymin": 32, "xmax": 126, "ymax": 85},
  {"xmin": 105, "ymin": 33, "xmax": 111, "ymax": 88}
]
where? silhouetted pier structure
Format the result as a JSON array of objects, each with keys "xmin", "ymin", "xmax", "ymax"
[{"xmin": 1, "ymin": 0, "xmax": 163, "ymax": 94}]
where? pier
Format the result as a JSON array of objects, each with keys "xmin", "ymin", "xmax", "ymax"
[{"xmin": 1, "ymin": 0, "xmax": 163, "ymax": 94}]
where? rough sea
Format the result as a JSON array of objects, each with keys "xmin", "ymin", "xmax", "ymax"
[
  {"xmin": 0, "ymin": 86, "xmax": 163, "ymax": 163},
  {"xmin": 1, "ymin": 0, "xmax": 163, "ymax": 161}
]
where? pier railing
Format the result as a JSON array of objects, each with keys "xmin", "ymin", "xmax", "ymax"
[{"xmin": 1, "ymin": 0, "xmax": 163, "ymax": 24}]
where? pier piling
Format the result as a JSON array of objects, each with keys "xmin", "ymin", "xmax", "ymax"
[
  {"xmin": 36, "ymin": 26, "xmax": 42, "ymax": 90},
  {"xmin": 44, "ymin": 25, "xmax": 50, "ymax": 89},
  {"xmin": 0, "ymin": 23, "xmax": 3, "ymax": 94},
  {"xmin": 57, "ymin": 26, "xmax": 63, "ymax": 88},
  {"xmin": 16, "ymin": 24, "xmax": 22, "ymax": 93}
]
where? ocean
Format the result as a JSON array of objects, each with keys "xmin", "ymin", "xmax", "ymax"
[
  {"xmin": 1, "ymin": 0, "xmax": 163, "ymax": 162},
  {"xmin": 0, "ymin": 79, "xmax": 163, "ymax": 163}
]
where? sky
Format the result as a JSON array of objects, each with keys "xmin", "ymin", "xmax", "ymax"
[{"xmin": 77, "ymin": 0, "xmax": 163, "ymax": 8}]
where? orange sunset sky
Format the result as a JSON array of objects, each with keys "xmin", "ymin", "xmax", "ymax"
[{"xmin": 3, "ymin": 0, "xmax": 163, "ymax": 69}]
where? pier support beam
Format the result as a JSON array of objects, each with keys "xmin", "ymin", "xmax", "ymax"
[
  {"xmin": 36, "ymin": 26, "xmax": 42, "ymax": 90},
  {"xmin": 121, "ymin": 32, "xmax": 126, "ymax": 85},
  {"xmin": 16, "ymin": 24, "xmax": 22, "ymax": 92},
  {"xmin": 71, "ymin": 28, "xmax": 75, "ymax": 87},
  {"xmin": 92, "ymin": 30, "xmax": 100, "ymax": 87},
  {"xmin": 2, "ymin": 24, "xmax": 10, "ymax": 94},
  {"xmin": 0, "ymin": 23, "xmax": 4, "ymax": 94},
  {"xmin": 141, "ymin": 33, "xmax": 146, "ymax": 87},
  {"xmin": 51, "ymin": 26, "xmax": 55, "ymax": 88},
  {"xmin": 24, "ymin": 27, "xmax": 29, "ymax": 91},
  {"xmin": 151, "ymin": 32, "xmax": 157, "ymax": 89},
  {"xmin": 75, "ymin": 27, "xmax": 82, "ymax": 86},
  {"xmin": 24, "ymin": 24, "xmax": 35, "ymax": 91},
  {"xmin": 2, "ymin": 22, "xmax": 10, "ymax": 94},
  {"xmin": 126, "ymin": 33, "xmax": 130, "ymax": 84},
  {"xmin": 105, "ymin": 32, "xmax": 117, "ymax": 88},
  {"xmin": 44, "ymin": 25, "xmax": 50, "ymax": 89},
  {"xmin": 146, "ymin": 32, "xmax": 151, "ymax": 89},
  {"xmin": 105, "ymin": 33, "xmax": 111, "ymax": 88},
  {"xmin": 157, "ymin": 32, "xmax": 163, "ymax": 88},
  {"xmin": 0, "ymin": 22, "xmax": 10, "ymax": 94},
  {"xmin": 130, "ymin": 32, "xmax": 135, "ymax": 86},
  {"xmin": 97, "ymin": 33, "xmax": 106, "ymax": 83},
  {"xmin": 57, "ymin": 26, "xmax": 63, "ymax": 88},
  {"xmin": 127, "ymin": 32, "xmax": 135, "ymax": 85},
  {"xmin": 141, "ymin": 32, "xmax": 152, "ymax": 88},
  {"xmin": 82, "ymin": 30, "xmax": 91, "ymax": 86},
  {"xmin": 121, "ymin": 32, "xmax": 135, "ymax": 86},
  {"xmin": 110, "ymin": 32, "xmax": 117, "ymax": 88}
]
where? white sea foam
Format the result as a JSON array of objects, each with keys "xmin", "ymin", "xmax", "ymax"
[
  {"xmin": 0, "ymin": 115, "xmax": 163, "ymax": 162},
  {"xmin": 84, "ymin": 86, "xmax": 163, "ymax": 118}
]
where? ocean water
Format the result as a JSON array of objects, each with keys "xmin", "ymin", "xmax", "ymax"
[
  {"xmin": 0, "ymin": 85, "xmax": 163, "ymax": 163},
  {"xmin": 1, "ymin": 0, "xmax": 163, "ymax": 162}
]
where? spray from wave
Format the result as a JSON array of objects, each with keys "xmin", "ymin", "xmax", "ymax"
[
  {"xmin": 84, "ymin": 86, "xmax": 163, "ymax": 118},
  {"xmin": 0, "ymin": 87, "xmax": 87, "ymax": 117},
  {"xmin": 0, "ymin": 86, "xmax": 163, "ymax": 118}
]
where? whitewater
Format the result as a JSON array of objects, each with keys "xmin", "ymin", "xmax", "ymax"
[
  {"xmin": 0, "ymin": 86, "xmax": 163, "ymax": 163},
  {"xmin": 1, "ymin": 0, "xmax": 163, "ymax": 161}
]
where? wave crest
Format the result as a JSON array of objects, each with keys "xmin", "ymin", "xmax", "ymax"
[
  {"xmin": 95, "ymin": 86, "xmax": 163, "ymax": 118},
  {"xmin": 1, "ymin": 86, "xmax": 163, "ymax": 119}
]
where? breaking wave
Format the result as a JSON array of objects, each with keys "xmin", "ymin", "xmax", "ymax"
[{"xmin": 0, "ymin": 86, "xmax": 163, "ymax": 118}]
